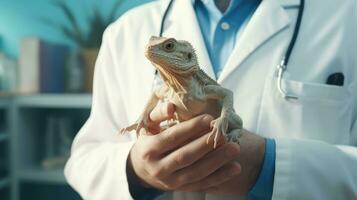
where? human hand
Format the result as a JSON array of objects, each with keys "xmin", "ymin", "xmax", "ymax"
[
  {"xmin": 196, "ymin": 129, "xmax": 266, "ymax": 196},
  {"xmin": 127, "ymin": 102, "xmax": 242, "ymax": 192}
]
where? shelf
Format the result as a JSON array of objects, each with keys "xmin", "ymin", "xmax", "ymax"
[
  {"xmin": 0, "ymin": 177, "xmax": 9, "ymax": 189},
  {"xmin": 0, "ymin": 134, "xmax": 8, "ymax": 142},
  {"xmin": 0, "ymin": 98, "xmax": 10, "ymax": 109},
  {"xmin": 0, "ymin": 92, "xmax": 14, "ymax": 109},
  {"xmin": 18, "ymin": 168, "xmax": 66, "ymax": 184},
  {"xmin": 14, "ymin": 94, "xmax": 92, "ymax": 109}
]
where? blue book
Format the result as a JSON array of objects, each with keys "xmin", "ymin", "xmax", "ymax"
[{"xmin": 39, "ymin": 41, "xmax": 69, "ymax": 93}]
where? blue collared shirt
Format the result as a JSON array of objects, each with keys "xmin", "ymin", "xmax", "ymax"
[
  {"xmin": 193, "ymin": 0, "xmax": 259, "ymax": 78},
  {"xmin": 193, "ymin": 0, "xmax": 276, "ymax": 199}
]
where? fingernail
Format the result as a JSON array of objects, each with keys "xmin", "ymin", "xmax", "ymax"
[
  {"xmin": 230, "ymin": 165, "xmax": 241, "ymax": 175},
  {"xmin": 167, "ymin": 103, "xmax": 175, "ymax": 115},
  {"xmin": 202, "ymin": 115, "xmax": 212, "ymax": 124}
]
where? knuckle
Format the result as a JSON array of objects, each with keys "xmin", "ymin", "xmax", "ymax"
[
  {"xmin": 167, "ymin": 130, "xmax": 179, "ymax": 143},
  {"xmin": 141, "ymin": 149, "xmax": 156, "ymax": 161},
  {"xmin": 149, "ymin": 166, "xmax": 166, "ymax": 179},
  {"xmin": 176, "ymin": 174, "xmax": 190, "ymax": 187},
  {"xmin": 202, "ymin": 114, "xmax": 213, "ymax": 121},
  {"xmin": 198, "ymin": 114, "xmax": 213, "ymax": 129},
  {"xmin": 222, "ymin": 143, "xmax": 240, "ymax": 158},
  {"xmin": 161, "ymin": 180, "xmax": 177, "ymax": 190},
  {"xmin": 160, "ymin": 129, "xmax": 178, "ymax": 144},
  {"xmin": 200, "ymin": 114, "xmax": 213, "ymax": 122},
  {"xmin": 152, "ymin": 171, "xmax": 162, "ymax": 179},
  {"xmin": 147, "ymin": 167, "xmax": 166, "ymax": 182},
  {"xmin": 174, "ymin": 153, "xmax": 189, "ymax": 168}
]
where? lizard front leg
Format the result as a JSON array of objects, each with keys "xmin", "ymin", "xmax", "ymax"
[
  {"xmin": 120, "ymin": 86, "xmax": 168, "ymax": 135},
  {"xmin": 203, "ymin": 85, "xmax": 243, "ymax": 148}
]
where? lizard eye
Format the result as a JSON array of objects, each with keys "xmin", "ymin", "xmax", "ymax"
[
  {"xmin": 187, "ymin": 52, "xmax": 193, "ymax": 60},
  {"xmin": 163, "ymin": 40, "xmax": 175, "ymax": 52}
]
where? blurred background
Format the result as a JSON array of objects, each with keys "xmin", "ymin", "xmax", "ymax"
[{"xmin": 0, "ymin": 0, "xmax": 151, "ymax": 199}]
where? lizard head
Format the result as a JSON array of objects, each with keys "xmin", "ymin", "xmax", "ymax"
[{"xmin": 145, "ymin": 36, "xmax": 199, "ymax": 76}]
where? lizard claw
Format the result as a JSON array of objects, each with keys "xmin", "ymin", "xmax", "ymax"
[
  {"xmin": 173, "ymin": 112, "xmax": 180, "ymax": 124},
  {"xmin": 135, "ymin": 116, "xmax": 150, "ymax": 134},
  {"xmin": 163, "ymin": 111, "xmax": 180, "ymax": 130},
  {"xmin": 119, "ymin": 114, "xmax": 150, "ymax": 136},
  {"xmin": 206, "ymin": 117, "xmax": 229, "ymax": 148},
  {"xmin": 119, "ymin": 124, "xmax": 138, "ymax": 134}
]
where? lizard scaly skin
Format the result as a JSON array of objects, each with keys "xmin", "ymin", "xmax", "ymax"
[{"xmin": 121, "ymin": 36, "xmax": 243, "ymax": 148}]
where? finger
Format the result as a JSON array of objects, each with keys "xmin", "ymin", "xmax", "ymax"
[
  {"xmin": 171, "ymin": 142, "xmax": 240, "ymax": 186},
  {"xmin": 146, "ymin": 102, "xmax": 175, "ymax": 134},
  {"xmin": 149, "ymin": 102, "xmax": 175, "ymax": 123},
  {"xmin": 159, "ymin": 120, "xmax": 178, "ymax": 132},
  {"xmin": 139, "ymin": 127, "xmax": 156, "ymax": 136},
  {"xmin": 160, "ymin": 131, "xmax": 226, "ymax": 172},
  {"xmin": 177, "ymin": 162, "xmax": 241, "ymax": 192},
  {"xmin": 152, "ymin": 114, "xmax": 213, "ymax": 153}
]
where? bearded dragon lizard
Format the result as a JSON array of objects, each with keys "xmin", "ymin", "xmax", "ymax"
[{"xmin": 121, "ymin": 36, "xmax": 243, "ymax": 148}]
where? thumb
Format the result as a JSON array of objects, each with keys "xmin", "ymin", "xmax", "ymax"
[{"xmin": 149, "ymin": 101, "xmax": 175, "ymax": 123}]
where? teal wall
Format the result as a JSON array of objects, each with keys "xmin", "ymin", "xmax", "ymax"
[{"xmin": 0, "ymin": 0, "xmax": 152, "ymax": 58}]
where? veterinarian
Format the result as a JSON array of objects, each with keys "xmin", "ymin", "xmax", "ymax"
[{"xmin": 65, "ymin": 0, "xmax": 357, "ymax": 199}]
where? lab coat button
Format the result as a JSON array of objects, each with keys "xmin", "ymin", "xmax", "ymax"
[{"xmin": 221, "ymin": 22, "xmax": 230, "ymax": 30}]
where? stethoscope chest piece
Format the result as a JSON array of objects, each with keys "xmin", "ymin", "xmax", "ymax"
[{"xmin": 276, "ymin": 58, "xmax": 299, "ymax": 100}]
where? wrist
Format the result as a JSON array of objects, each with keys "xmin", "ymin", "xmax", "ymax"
[
  {"xmin": 239, "ymin": 130, "xmax": 266, "ymax": 192},
  {"xmin": 250, "ymin": 134, "xmax": 266, "ymax": 188},
  {"xmin": 126, "ymin": 148, "xmax": 163, "ymax": 199}
]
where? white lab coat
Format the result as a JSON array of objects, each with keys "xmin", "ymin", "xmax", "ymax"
[{"xmin": 64, "ymin": 0, "xmax": 357, "ymax": 199}]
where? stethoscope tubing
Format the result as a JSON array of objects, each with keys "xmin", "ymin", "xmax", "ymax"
[{"xmin": 276, "ymin": 0, "xmax": 305, "ymax": 100}]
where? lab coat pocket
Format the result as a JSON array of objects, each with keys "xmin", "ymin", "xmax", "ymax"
[{"xmin": 256, "ymin": 77, "xmax": 352, "ymax": 144}]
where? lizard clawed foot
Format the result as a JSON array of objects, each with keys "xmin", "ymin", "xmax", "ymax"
[
  {"xmin": 119, "ymin": 114, "xmax": 150, "ymax": 135},
  {"xmin": 206, "ymin": 116, "xmax": 229, "ymax": 148},
  {"xmin": 119, "ymin": 124, "xmax": 138, "ymax": 134},
  {"xmin": 134, "ymin": 115, "xmax": 151, "ymax": 134}
]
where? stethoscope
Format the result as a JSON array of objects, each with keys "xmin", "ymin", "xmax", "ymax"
[{"xmin": 155, "ymin": 0, "xmax": 305, "ymax": 100}]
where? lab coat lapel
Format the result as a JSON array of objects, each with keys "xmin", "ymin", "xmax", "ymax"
[
  {"xmin": 163, "ymin": 0, "xmax": 216, "ymax": 80},
  {"xmin": 218, "ymin": 0, "xmax": 292, "ymax": 83}
]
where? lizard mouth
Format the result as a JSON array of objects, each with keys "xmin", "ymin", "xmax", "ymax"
[
  {"xmin": 146, "ymin": 51, "xmax": 187, "ymax": 63},
  {"xmin": 144, "ymin": 49, "xmax": 152, "ymax": 60},
  {"xmin": 145, "ymin": 51, "xmax": 197, "ymax": 75}
]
